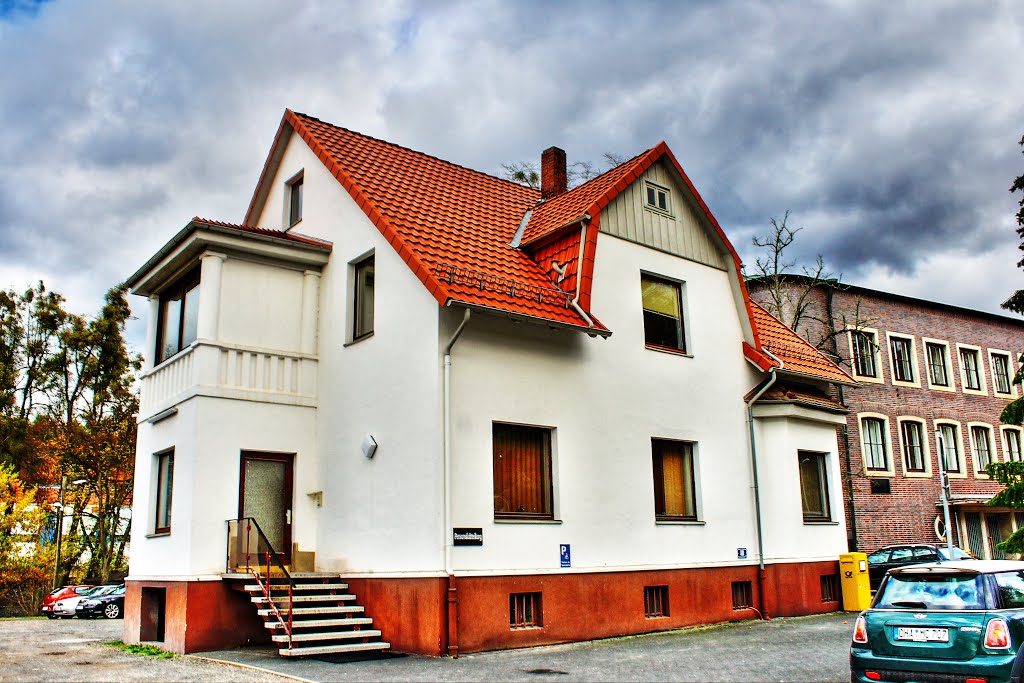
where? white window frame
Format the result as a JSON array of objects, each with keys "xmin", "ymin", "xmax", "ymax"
[
  {"xmin": 1001, "ymin": 426, "xmax": 1024, "ymax": 463},
  {"xmin": 896, "ymin": 417, "xmax": 931, "ymax": 478},
  {"xmin": 922, "ymin": 337, "xmax": 955, "ymax": 393},
  {"xmin": 886, "ymin": 332, "xmax": 921, "ymax": 388},
  {"xmin": 344, "ymin": 249, "xmax": 375, "ymax": 345},
  {"xmin": 848, "ymin": 328, "xmax": 883, "ymax": 384},
  {"xmin": 968, "ymin": 422, "xmax": 996, "ymax": 478},
  {"xmin": 643, "ymin": 181, "xmax": 673, "ymax": 217},
  {"xmin": 858, "ymin": 412, "xmax": 894, "ymax": 477},
  {"xmin": 989, "ymin": 349, "xmax": 1018, "ymax": 398},
  {"xmin": 957, "ymin": 343, "xmax": 988, "ymax": 396},
  {"xmin": 934, "ymin": 420, "xmax": 966, "ymax": 479},
  {"xmin": 283, "ymin": 169, "xmax": 304, "ymax": 228}
]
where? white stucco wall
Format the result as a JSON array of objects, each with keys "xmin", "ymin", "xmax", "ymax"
[
  {"xmin": 218, "ymin": 258, "xmax": 304, "ymax": 352},
  {"xmin": 252, "ymin": 130, "xmax": 445, "ymax": 575},
  {"xmin": 753, "ymin": 408, "xmax": 849, "ymax": 561}
]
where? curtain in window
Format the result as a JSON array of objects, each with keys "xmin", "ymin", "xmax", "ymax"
[
  {"xmin": 994, "ymin": 355, "xmax": 1011, "ymax": 394},
  {"xmin": 652, "ymin": 440, "xmax": 695, "ymax": 519},
  {"xmin": 1007, "ymin": 430, "xmax": 1022, "ymax": 462},
  {"xmin": 863, "ymin": 418, "xmax": 887, "ymax": 470},
  {"xmin": 799, "ymin": 452, "xmax": 829, "ymax": 520},
  {"xmin": 853, "ymin": 332, "xmax": 876, "ymax": 377},
  {"xmin": 493, "ymin": 424, "xmax": 552, "ymax": 518},
  {"xmin": 891, "ymin": 338, "xmax": 914, "ymax": 382},
  {"xmin": 962, "ymin": 350, "xmax": 981, "ymax": 390}
]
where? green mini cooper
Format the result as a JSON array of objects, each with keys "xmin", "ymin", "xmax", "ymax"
[{"xmin": 851, "ymin": 560, "xmax": 1024, "ymax": 683}]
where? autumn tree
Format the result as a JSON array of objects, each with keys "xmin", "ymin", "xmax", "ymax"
[
  {"xmin": 986, "ymin": 134, "xmax": 1024, "ymax": 552},
  {"xmin": 0, "ymin": 464, "xmax": 53, "ymax": 614}
]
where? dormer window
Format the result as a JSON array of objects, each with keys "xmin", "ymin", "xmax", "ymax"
[
  {"xmin": 644, "ymin": 182, "xmax": 671, "ymax": 214},
  {"xmin": 287, "ymin": 172, "xmax": 303, "ymax": 227},
  {"xmin": 156, "ymin": 268, "xmax": 200, "ymax": 364}
]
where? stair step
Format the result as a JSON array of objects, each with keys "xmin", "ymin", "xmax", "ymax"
[
  {"xmin": 252, "ymin": 594, "xmax": 356, "ymax": 604},
  {"xmin": 272, "ymin": 629, "xmax": 382, "ymax": 643},
  {"xmin": 265, "ymin": 617, "xmax": 373, "ymax": 630},
  {"xmin": 258, "ymin": 605, "xmax": 365, "ymax": 617},
  {"xmin": 278, "ymin": 641, "xmax": 391, "ymax": 657},
  {"xmin": 244, "ymin": 582, "xmax": 349, "ymax": 593}
]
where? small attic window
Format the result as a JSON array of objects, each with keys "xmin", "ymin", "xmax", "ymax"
[
  {"xmin": 287, "ymin": 171, "xmax": 304, "ymax": 227},
  {"xmin": 644, "ymin": 182, "xmax": 671, "ymax": 215}
]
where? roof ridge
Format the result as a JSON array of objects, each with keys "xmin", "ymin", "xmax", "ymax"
[{"xmin": 291, "ymin": 111, "xmax": 541, "ymax": 196}]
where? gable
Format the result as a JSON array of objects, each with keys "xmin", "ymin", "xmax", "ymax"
[{"xmin": 601, "ymin": 160, "xmax": 727, "ymax": 271}]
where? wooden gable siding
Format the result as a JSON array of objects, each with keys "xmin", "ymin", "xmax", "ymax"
[{"xmin": 601, "ymin": 160, "xmax": 727, "ymax": 270}]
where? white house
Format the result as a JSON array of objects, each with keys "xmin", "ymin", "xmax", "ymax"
[{"xmin": 123, "ymin": 110, "xmax": 854, "ymax": 656}]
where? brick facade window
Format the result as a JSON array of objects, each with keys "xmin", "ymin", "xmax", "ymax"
[
  {"xmin": 900, "ymin": 420, "xmax": 926, "ymax": 472},
  {"xmin": 937, "ymin": 423, "xmax": 962, "ymax": 474},
  {"xmin": 960, "ymin": 347, "xmax": 984, "ymax": 392},
  {"xmin": 992, "ymin": 352, "xmax": 1013, "ymax": 395},
  {"xmin": 971, "ymin": 425, "xmax": 994, "ymax": 473},
  {"xmin": 889, "ymin": 335, "xmax": 916, "ymax": 383},
  {"xmin": 852, "ymin": 331, "xmax": 878, "ymax": 379},
  {"xmin": 1003, "ymin": 428, "xmax": 1023, "ymax": 462},
  {"xmin": 861, "ymin": 417, "xmax": 889, "ymax": 471},
  {"xmin": 926, "ymin": 342, "xmax": 950, "ymax": 387}
]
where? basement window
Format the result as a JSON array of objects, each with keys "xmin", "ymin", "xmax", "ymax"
[
  {"xmin": 820, "ymin": 574, "xmax": 840, "ymax": 603},
  {"xmin": 731, "ymin": 581, "xmax": 752, "ymax": 610},
  {"xmin": 510, "ymin": 592, "xmax": 542, "ymax": 629},
  {"xmin": 644, "ymin": 586, "xmax": 669, "ymax": 619}
]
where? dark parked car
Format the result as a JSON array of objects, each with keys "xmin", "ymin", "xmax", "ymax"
[
  {"xmin": 867, "ymin": 544, "xmax": 974, "ymax": 590},
  {"xmin": 74, "ymin": 584, "xmax": 125, "ymax": 619},
  {"xmin": 40, "ymin": 585, "xmax": 92, "ymax": 618},
  {"xmin": 851, "ymin": 560, "xmax": 1024, "ymax": 683}
]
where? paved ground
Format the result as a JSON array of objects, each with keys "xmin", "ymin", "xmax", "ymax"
[{"xmin": 0, "ymin": 612, "xmax": 855, "ymax": 682}]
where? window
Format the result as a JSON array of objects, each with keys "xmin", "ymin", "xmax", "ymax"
[
  {"xmin": 937, "ymin": 423, "xmax": 962, "ymax": 474},
  {"xmin": 971, "ymin": 425, "xmax": 994, "ymax": 473},
  {"xmin": 155, "ymin": 268, "xmax": 200, "ymax": 364},
  {"xmin": 731, "ymin": 581, "xmax": 752, "ymax": 610},
  {"xmin": 652, "ymin": 439, "xmax": 697, "ymax": 521},
  {"xmin": 861, "ymin": 417, "xmax": 889, "ymax": 472},
  {"xmin": 509, "ymin": 592, "xmax": 542, "ymax": 629},
  {"xmin": 851, "ymin": 330, "xmax": 878, "ymax": 379},
  {"xmin": 644, "ymin": 586, "xmax": 669, "ymax": 618},
  {"xmin": 798, "ymin": 451, "xmax": 831, "ymax": 522},
  {"xmin": 352, "ymin": 254, "xmax": 375, "ymax": 341},
  {"xmin": 641, "ymin": 274, "xmax": 686, "ymax": 352},
  {"xmin": 960, "ymin": 347, "xmax": 984, "ymax": 393},
  {"xmin": 925, "ymin": 341, "xmax": 951, "ymax": 388},
  {"xmin": 287, "ymin": 173, "xmax": 303, "ymax": 226},
  {"xmin": 900, "ymin": 420, "xmax": 926, "ymax": 473},
  {"xmin": 154, "ymin": 449, "xmax": 174, "ymax": 534},
  {"xmin": 820, "ymin": 575, "xmax": 840, "ymax": 603},
  {"xmin": 1004, "ymin": 428, "xmax": 1022, "ymax": 462},
  {"xmin": 914, "ymin": 547, "xmax": 939, "ymax": 562},
  {"xmin": 493, "ymin": 423, "xmax": 554, "ymax": 520},
  {"xmin": 888, "ymin": 334, "xmax": 917, "ymax": 384},
  {"xmin": 644, "ymin": 182, "xmax": 671, "ymax": 214},
  {"xmin": 992, "ymin": 352, "xmax": 1013, "ymax": 395}
]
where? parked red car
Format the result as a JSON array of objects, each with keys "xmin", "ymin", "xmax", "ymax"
[{"xmin": 40, "ymin": 585, "xmax": 92, "ymax": 619}]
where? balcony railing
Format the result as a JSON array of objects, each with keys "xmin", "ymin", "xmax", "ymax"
[{"xmin": 226, "ymin": 517, "xmax": 294, "ymax": 645}]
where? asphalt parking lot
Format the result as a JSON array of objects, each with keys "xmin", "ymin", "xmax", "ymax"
[{"xmin": 0, "ymin": 612, "xmax": 854, "ymax": 682}]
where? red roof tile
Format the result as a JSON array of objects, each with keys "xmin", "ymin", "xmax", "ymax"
[
  {"xmin": 748, "ymin": 302, "xmax": 855, "ymax": 384},
  {"xmin": 192, "ymin": 217, "xmax": 332, "ymax": 249}
]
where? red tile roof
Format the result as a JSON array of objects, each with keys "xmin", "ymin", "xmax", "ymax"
[
  {"xmin": 192, "ymin": 217, "xmax": 332, "ymax": 249},
  {"xmin": 238, "ymin": 109, "xmax": 849, "ymax": 384},
  {"xmin": 747, "ymin": 302, "xmax": 854, "ymax": 384}
]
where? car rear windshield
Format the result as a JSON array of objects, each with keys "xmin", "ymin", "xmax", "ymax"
[
  {"xmin": 876, "ymin": 573, "xmax": 985, "ymax": 610},
  {"xmin": 994, "ymin": 571, "xmax": 1024, "ymax": 608}
]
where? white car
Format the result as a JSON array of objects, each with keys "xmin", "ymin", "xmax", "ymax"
[{"xmin": 51, "ymin": 585, "xmax": 111, "ymax": 618}]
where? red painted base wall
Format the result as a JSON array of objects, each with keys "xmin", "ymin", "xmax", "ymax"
[{"xmin": 123, "ymin": 561, "xmax": 840, "ymax": 656}]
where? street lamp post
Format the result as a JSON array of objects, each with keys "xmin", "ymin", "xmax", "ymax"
[
  {"xmin": 51, "ymin": 477, "xmax": 88, "ymax": 589},
  {"xmin": 935, "ymin": 429, "xmax": 954, "ymax": 554}
]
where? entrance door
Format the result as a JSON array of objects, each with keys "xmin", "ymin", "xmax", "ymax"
[{"xmin": 239, "ymin": 452, "xmax": 294, "ymax": 563}]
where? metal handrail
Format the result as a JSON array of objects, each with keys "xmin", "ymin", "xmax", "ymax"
[{"xmin": 226, "ymin": 517, "xmax": 294, "ymax": 647}]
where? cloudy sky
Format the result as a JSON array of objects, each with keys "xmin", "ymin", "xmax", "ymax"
[{"xmin": 1, "ymin": 0, "xmax": 1022, "ymax": 349}]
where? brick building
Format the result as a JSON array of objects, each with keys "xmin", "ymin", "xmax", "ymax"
[{"xmin": 748, "ymin": 277, "xmax": 1024, "ymax": 556}]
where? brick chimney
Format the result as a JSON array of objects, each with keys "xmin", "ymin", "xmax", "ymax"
[{"xmin": 541, "ymin": 146, "xmax": 567, "ymax": 199}]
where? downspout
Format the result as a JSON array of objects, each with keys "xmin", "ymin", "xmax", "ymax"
[
  {"xmin": 569, "ymin": 216, "xmax": 595, "ymax": 328},
  {"xmin": 826, "ymin": 285, "xmax": 859, "ymax": 552},
  {"xmin": 746, "ymin": 348, "xmax": 783, "ymax": 619},
  {"xmin": 442, "ymin": 307, "xmax": 471, "ymax": 657}
]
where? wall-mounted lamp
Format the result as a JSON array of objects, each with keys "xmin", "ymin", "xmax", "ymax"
[{"xmin": 361, "ymin": 434, "xmax": 378, "ymax": 459}]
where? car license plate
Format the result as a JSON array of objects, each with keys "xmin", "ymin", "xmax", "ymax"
[{"xmin": 895, "ymin": 626, "xmax": 949, "ymax": 643}]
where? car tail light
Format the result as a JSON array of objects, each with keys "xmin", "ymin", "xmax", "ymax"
[
  {"xmin": 864, "ymin": 672, "xmax": 880, "ymax": 681},
  {"xmin": 984, "ymin": 617, "xmax": 1010, "ymax": 649},
  {"xmin": 965, "ymin": 678, "xmax": 987, "ymax": 683},
  {"xmin": 853, "ymin": 615, "xmax": 868, "ymax": 644}
]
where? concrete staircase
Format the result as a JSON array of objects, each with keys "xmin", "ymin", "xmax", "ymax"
[{"xmin": 231, "ymin": 572, "xmax": 390, "ymax": 657}]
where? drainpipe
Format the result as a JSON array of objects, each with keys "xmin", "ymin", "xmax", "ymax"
[
  {"xmin": 569, "ymin": 217, "xmax": 595, "ymax": 328},
  {"xmin": 442, "ymin": 307, "xmax": 471, "ymax": 657},
  {"xmin": 826, "ymin": 285, "xmax": 858, "ymax": 552},
  {"xmin": 746, "ymin": 348, "xmax": 783, "ymax": 619}
]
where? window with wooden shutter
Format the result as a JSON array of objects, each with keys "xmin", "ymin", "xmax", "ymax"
[
  {"xmin": 652, "ymin": 439, "xmax": 697, "ymax": 521},
  {"xmin": 492, "ymin": 423, "xmax": 554, "ymax": 520}
]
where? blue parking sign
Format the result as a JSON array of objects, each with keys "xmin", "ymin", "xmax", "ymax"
[{"xmin": 560, "ymin": 544, "xmax": 571, "ymax": 568}]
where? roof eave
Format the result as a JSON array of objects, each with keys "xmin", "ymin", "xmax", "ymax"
[{"xmin": 448, "ymin": 300, "xmax": 612, "ymax": 338}]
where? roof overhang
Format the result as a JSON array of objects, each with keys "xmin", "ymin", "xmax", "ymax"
[
  {"xmin": 126, "ymin": 219, "xmax": 331, "ymax": 297},
  {"xmin": 447, "ymin": 301, "xmax": 612, "ymax": 339}
]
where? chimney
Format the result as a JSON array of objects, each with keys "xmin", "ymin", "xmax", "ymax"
[{"xmin": 541, "ymin": 146, "xmax": 567, "ymax": 199}]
